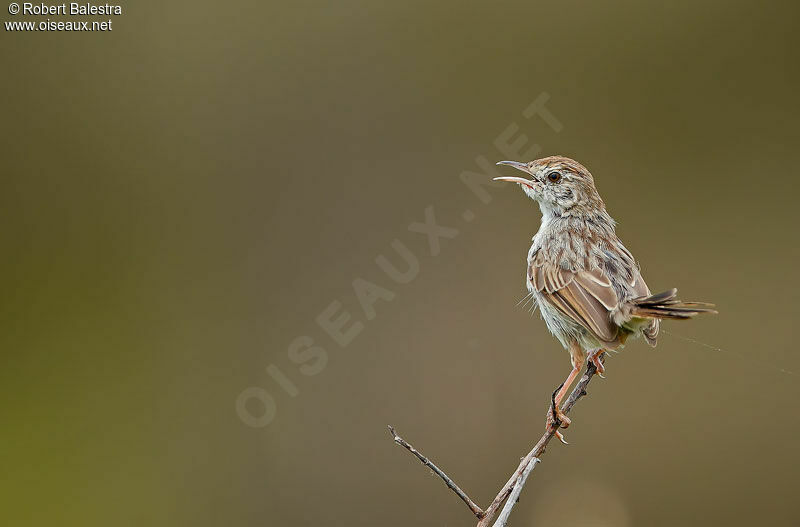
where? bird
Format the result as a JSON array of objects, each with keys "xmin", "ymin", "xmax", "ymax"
[{"xmin": 494, "ymin": 156, "xmax": 716, "ymax": 442}]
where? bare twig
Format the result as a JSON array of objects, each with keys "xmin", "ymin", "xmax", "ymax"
[
  {"xmin": 388, "ymin": 425, "xmax": 485, "ymax": 518},
  {"xmin": 491, "ymin": 456, "xmax": 539, "ymax": 527},
  {"xmin": 389, "ymin": 355, "xmax": 603, "ymax": 527}
]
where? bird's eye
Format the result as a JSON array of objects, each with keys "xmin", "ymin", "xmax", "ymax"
[{"xmin": 546, "ymin": 171, "xmax": 562, "ymax": 183}]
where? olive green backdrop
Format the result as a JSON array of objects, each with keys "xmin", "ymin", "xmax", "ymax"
[{"xmin": 2, "ymin": 1, "xmax": 798, "ymax": 525}]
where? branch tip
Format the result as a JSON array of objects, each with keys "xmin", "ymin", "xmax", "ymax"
[{"xmin": 390, "ymin": 360, "xmax": 602, "ymax": 527}]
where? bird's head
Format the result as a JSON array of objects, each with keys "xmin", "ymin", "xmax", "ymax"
[{"xmin": 494, "ymin": 156, "xmax": 606, "ymax": 218}]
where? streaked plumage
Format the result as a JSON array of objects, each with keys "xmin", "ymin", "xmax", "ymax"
[{"xmin": 495, "ymin": 156, "xmax": 715, "ymax": 438}]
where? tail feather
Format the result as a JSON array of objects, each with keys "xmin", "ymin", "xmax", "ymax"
[
  {"xmin": 635, "ymin": 288, "xmax": 678, "ymax": 306},
  {"xmin": 631, "ymin": 289, "xmax": 717, "ymax": 320}
]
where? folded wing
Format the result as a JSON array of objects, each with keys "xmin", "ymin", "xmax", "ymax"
[{"xmin": 529, "ymin": 261, "xmax": 622, "ymax": 347}]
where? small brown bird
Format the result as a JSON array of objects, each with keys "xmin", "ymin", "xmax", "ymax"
[{"xmin": 495, "ymin": 156, "xmax": 715, "ymax": 440}]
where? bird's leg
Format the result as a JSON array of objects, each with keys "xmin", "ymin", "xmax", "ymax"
[
  {"xmin": 546, "ymin": 345, "xmax": 585, "ymax": 443},
  {"xmin": 553, "ymin": 364, "xmax": 583, "ymax": 413},
  {"xmin": 546, "ymin": 387, "xmax": 568, "ymax": 444},
  {"xmin": 588, "ymin": 348, "xmax": 605, "ymax": 377},
  {"xmin": 546, "ymin": 364, "xmax": 581, "ymax": 444}
]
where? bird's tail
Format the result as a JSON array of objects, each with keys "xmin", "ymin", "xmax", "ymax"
[{"xmin": 630, "ymin": 288, "xmax": 717, "ymax": 320}]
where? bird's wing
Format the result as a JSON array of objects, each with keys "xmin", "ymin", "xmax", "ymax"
[
  {"xmin": 629, "ymin": 268, "xmax": 660, "ymax": 346},
  {"xmin": 630, "ymin": 268, "xmax": 651, "ymax": 298},
  {"xmin": 529, "ymin": 261, "xmax": 621, "ymax": 344}
]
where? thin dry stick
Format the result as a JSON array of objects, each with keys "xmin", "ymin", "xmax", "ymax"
[
  {"xmin": 492, "ymin": 456, "xmax": 539, "ymax": 527},
  {"xmin": 387, "ymin": 425, "xmax": 484, "ymax": 518},
  {"xmin": 389, "ymin": 357, "xmax": 602, "ymax": 527}
]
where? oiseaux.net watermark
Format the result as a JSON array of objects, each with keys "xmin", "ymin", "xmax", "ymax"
[
  {"xmin": 236, "ymin": 93, "xmax": 564, "ymax": 428},
  {"xmin": 5, "ymin": 3, "xmax": 122, "ymax": 32}
]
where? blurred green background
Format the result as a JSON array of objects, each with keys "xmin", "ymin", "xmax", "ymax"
[{"xmin": 2, "ymin": 1, "xmax": 799, "ymax": 525}]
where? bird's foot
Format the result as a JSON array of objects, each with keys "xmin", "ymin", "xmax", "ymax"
[
  {"xmin": 588, "ymin": 349, "xmax": 605, "ymax": 377},
  {"xmin": 546, "ymin": 387, "xmax": 571, "ymax": 445}
]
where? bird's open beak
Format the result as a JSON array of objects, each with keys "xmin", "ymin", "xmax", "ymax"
[{"xmin": 494, "ymin": 161, "xmax": 537, "ymax": 189}]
